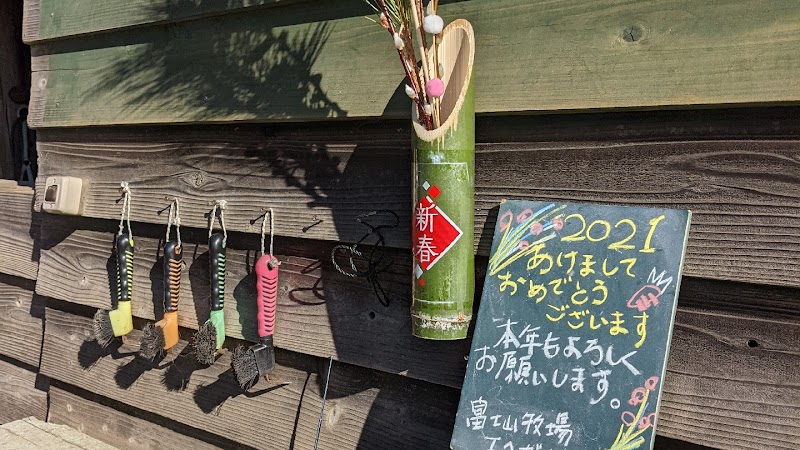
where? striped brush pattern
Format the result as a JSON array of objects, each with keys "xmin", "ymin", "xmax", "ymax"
[{"xmin": 116, "ymin": 248, "xmax": 134, "ymax": 300}]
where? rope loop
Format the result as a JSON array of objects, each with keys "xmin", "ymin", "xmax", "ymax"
[
  {"xmin": 165, "ymin": 197, "xmax": 182, "ymax": 248},
  {"xmin": 208, "ymin": 199, "xmax": 228, "ymax": 247},
  {"xmin": 260, "ymin": 208, "xmax": 280, "ymax": 268},
  {"xmin": 118, "ymin": 182, "xmax": 132, "ymax": 241}
]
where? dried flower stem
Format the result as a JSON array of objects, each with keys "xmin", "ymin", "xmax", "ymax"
[
  {"xmin": 410, "ymin": 2, "xmax": 431, "ymax": 94},
  {"xmin": 377, "ymin": 0, "xmax": 433, "ymax": 129}
]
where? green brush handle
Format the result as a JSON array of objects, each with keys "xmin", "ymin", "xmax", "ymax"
[
  {"xmin": 116, "ymin": 234, "xmax": 134, "ymax": 302},
  {"xmin": 208, "ymin": 233, "xmax": 226, "ymax": 311}
]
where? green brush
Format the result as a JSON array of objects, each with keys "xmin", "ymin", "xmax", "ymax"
[{"xmin": 192, "ymin": 232, "xmax": 226, "ymax": 364}]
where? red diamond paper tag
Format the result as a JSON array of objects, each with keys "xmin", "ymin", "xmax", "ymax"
[{"xmin": 413, "ymin": 195, "xmax": 463, "ymax": 271}]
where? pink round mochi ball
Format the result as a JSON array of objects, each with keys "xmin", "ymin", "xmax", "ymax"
[{"xmin": 426, "ymin": 78, "xmax": 445, "ymax": 98}]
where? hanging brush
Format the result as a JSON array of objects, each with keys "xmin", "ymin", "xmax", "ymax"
[
  {"xmin": 139, "ymin": 199, "xmax": 183, "ymax": 360},
  {"xmin": 94, "ymin": 183, "xmax": 135, "ymax": 347},
  {"xmin": 192, "ymin": 232, "xmax": 227, "ymax": 364},
  {"xmin": 232, "ymin": 209, "xmax": 278, "ymax": 389}
]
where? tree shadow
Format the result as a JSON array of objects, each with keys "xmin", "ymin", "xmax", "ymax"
[
  {"xmin": 77, "ymin": 0, "xmax": 471, "ymax": 446},
  {"xmin": 86, "ymin": 0, "xmax": 346, "ymax": 122}
]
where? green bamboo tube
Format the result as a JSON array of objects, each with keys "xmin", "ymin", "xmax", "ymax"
[{"xmin": 411, "ymin": 19, "xmax": 475, "ymax": 340}]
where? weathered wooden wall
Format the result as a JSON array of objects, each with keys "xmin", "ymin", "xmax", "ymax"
[
  {"xmin": 0, "ymin": 181, "xmax": 48, "ymax": 424},
  {"xmin": 23, "ymin": 0, "xmax": 800, "ymax": 126},
  {"xmin": 3, "ymin": 0, "xmax": 799, "ymax": 448}
]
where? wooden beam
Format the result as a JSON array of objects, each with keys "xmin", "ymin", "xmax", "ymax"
[
  {"xmin": 23, "ymin": 0, "xmax": 310, "ymax": 43},
  {"xmin": 0, "ymin": 359, "xmax": 47, "ymax": 423},
  {"xmin": 40, "ymin": 306, "xmax": 460, "ymax": 449},
  {"xmin": 48, "ymin": 386, "xmax": 222, "ymax": 450},
  {"xmin": 36, "ymin": 216, "xmax": 470, "ymax": 388},
  {"xmin": 0, "ymin": 276, "xmax": 43, "ymax": 368},
  {"xmin": 0, "ymin": 182, "xmax": 39, "ymax": 281},
  {"xmin": 27, "ymin": 1, "xmax": 800, "ymax": 127},
  {"xmin": 33, "ymin": 119, "xmax": 800, "ymax": 287}
]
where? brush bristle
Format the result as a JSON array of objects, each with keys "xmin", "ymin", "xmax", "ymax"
[
  {"xmin": 93, "ymin": 309, "xmax": 114, "ymax": 348},
  {"xmin": 138, "ymin": 322, "xmax": 165, "ymax": 360},
  {"xmin": 231, "ymin": 345, "xmax": 258, "ymax": 390},
  {"xmin": 192, "ymin": 322, "xmax": 217, "ymax": 365}
]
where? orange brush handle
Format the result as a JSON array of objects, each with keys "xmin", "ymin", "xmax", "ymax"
[{"xmin": 162, "ymin": 241, "xmax": 181, "ymax": 349}]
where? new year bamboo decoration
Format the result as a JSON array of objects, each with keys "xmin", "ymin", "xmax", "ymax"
[{"xmin": 411, "ymin": 20, "xmax": 475, "ymax": 340}]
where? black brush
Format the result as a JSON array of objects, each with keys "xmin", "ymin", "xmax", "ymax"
[
  {"xmin": 191, "ymin": 233, "xmax": 226, "ymax": 365},
  {"xmin": 231, "ymin": 254, "xmax": 278, "ymax": 390}
]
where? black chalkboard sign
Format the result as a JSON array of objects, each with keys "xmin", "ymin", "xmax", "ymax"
[{"xmin": 452, "ymin": 200, "xmax": 691, "ymax": 450}]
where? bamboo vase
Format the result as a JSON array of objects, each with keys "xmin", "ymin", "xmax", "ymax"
[{"xmin": 411, "ymin": 19, "xmax": 475, "ymax": 340}]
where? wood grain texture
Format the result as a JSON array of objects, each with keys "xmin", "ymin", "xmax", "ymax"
[
  {"xmin": 0, "ymin": 417, "xmax": 116, "ymax": 450},
  {"xmin": 39, "ymin": 302, "xmax": 800, "ymax": 449},
  {"xmin": 36, "ymin": 216, "xmax": 470, "ymax": 388},
  {"xmin": 0, "ymin": 359, "xmax": 47, "ymax": 423},
  {"xmin": 0, "ymin": 181, "xmax": 39, "ymax": 281},
  {"xmin": 48, "ymin": 386, "xmax": 221, "ymax": 450},
  {"xmin": 0, "ymin": 277, "xmax": 44, "ymax": 368},
  {"xmin": 40, "ymin": 306, "xmax": 460, "ymax": 450},
  {"xmin": 27, "ymin": 0, "xmax": 800, "ymax": 127},
  {"xmin": 33, "ymin": 121, "xmax": 800, "ymax": 287},
  {"xmin": 23, "ymin": 0, "xmax": 309, "ymax": 43},
  {"xmin": 659, "ymin": 309, "xmax": 800, "ymax": 450}
]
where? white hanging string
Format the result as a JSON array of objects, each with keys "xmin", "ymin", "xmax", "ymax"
[
  {"xmin": 260, "ymin": 208, "xmax": 280, "ymax": 268},
  {"xmin": 165, "ymin": 197, "xmax": 182, "ymax": 248},
  {"xmin": 208, "ymin": 200, "xmax": 228, "ymax": 246},
  {"xmin": 118, "ymin": 182, "xmax": 132, "ymax": 241}
]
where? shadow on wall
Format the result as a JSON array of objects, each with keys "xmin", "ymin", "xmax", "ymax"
[
  {"xmin": 87, "ymin": 0, "xmax": 349, "ymax": 121},
  {"xmin": 67, "ymin": 1, "xmax": 466, "ymax": 448}
]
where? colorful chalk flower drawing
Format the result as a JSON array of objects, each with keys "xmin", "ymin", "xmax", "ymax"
[
  {"xmin": 488, "ymin": 203, "xmax": 567, "ymax": 276},
  {"xmin": 607, "ymin": 376, "xmax": 660, "ymax": 450}
]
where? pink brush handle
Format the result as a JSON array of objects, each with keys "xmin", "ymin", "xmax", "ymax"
[{"xmin": 255, "ymin": 254, "xmax": 278, "ymax": 338}]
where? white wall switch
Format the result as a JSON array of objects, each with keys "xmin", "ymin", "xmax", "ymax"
[{"xmin": 41, "ymin": 176, "xmax": 84, "ymax": 215}]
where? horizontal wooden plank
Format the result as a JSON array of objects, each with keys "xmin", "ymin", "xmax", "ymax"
[
  {"xmin": 0, "ymin": 182, "xmax": 40, "ymax": 280},
  {"xmin": 48, "ymin": 386, "xmax": 222, "ymax": 450},
  {"xmin": 23, "ymin": 0, "xmax": 309, "ymax": 43},
  {"xmin": 0, "ymin": 276, "xmax": 44, "ymax": 368},
  {"xmin": 34, "ymin": 120, "xmax": 800, "ymax": 287},
  {"xmin": 0, "ymin": 359, "xmax": 48, "ymax": 424},
  {"xmin": 37, "ymin": 215, "xmax": 470, "ymax": 388},
  {"xmin": 659, "ymin": 309, "xmax": 800, "ymax": 450},
  {"xmin": 40, "ymin": 297, "xmax": 800, "ymax": 449},
  {"xmin": 40, "ymin": 306, "xmax": 460, "ymax": 449},
  {"xmin": 27, "ymin": 1, "xmax": 800, "ymax": 127}
]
